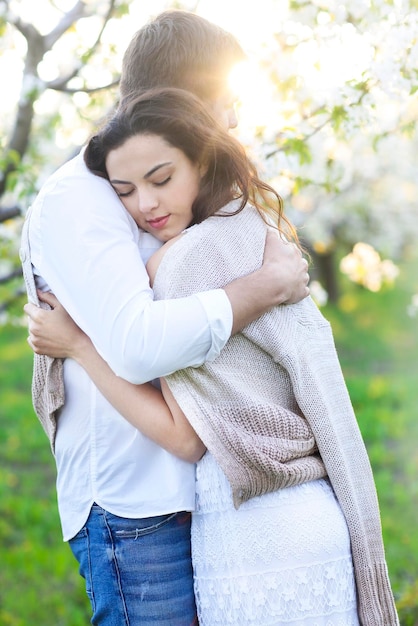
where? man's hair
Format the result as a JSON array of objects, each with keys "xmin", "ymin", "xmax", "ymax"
[{"xmin": 120, "ymin": 10, "xmax": 245, "ymax": 103}]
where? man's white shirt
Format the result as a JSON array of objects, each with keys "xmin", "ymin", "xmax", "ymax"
[{"xmin": 28, "ymin": 151, "xmax": 232, "ymax": 540}]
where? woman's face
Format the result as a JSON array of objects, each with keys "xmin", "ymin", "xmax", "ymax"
[{"xmin": 106, "ymin": 133, "xmax": 203, "ymax": 242}]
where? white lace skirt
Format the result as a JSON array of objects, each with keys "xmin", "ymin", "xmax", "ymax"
[{"xmin": 191, "ymin": 452, "xmax": 359, "ymax": 626}]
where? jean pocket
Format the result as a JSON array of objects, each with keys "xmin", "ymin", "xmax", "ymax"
[{"xmin": 113, "ymin": 511, "xmax": 182, "ymax": 539}]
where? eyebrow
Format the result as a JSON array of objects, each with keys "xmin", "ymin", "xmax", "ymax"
[{"xmin": 109, "ymin": 162, "xmax": 172, "ymax": 185}]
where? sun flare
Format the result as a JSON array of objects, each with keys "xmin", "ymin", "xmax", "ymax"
[{"xmin": 229, "ymin": 61, "xmax": 282, "ymax": 135}]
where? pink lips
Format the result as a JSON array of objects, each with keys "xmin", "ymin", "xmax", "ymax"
[{"xmin": 147, "ymin": 215, "xmax": 170, "ymax": 229}]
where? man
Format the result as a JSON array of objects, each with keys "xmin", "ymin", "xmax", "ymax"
[{"xmin": 22, "ymin": 10, "xmax": 309, "ymax": 625}]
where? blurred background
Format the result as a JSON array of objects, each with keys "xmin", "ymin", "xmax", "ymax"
[{"xmin": 0, "ymin": 0, "xmax": 417, "ymax": 624}]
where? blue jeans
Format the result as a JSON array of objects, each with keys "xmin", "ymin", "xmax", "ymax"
[{"xmin": 69, "ymin": 504, "xmax": 197, "ymax": 626}]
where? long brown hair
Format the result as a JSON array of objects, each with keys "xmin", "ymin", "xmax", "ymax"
[{"xmin": 84, "ymin": 88, "xmax": 298, "ymax": 244}]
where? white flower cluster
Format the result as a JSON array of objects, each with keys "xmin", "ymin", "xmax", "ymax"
[
  {"xmin": 233, "ymin": 0, "xmax": 418, "ymax": 296},
  {"xmin": 340, "ymin": 243, "xmax": 400, "ymax": 292}
]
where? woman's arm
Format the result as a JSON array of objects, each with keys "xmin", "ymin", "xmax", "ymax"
[{"xmin": 24, "ymin": 291, "xmax": 205, "ymax": 463}]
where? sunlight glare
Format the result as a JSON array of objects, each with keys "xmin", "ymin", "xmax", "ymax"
[
  {"xmin": 229, "ymin": 61, "xmax": 282, "ymax": 135},
  {"xmin": 196, "ymin": 0, "xmax": 288, "ymax": 52},
  {"xmin": 8, "ymin": 0, "xmax": 80, "ymax": 34}
]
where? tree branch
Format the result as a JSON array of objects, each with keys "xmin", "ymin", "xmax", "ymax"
[
  {"xmin": 45, "ymin": 0, "xmax": 118, "ymax": 92},
  {"xmin": 48, "ymin": 78, "xmax": 120, "ymax": 94},
  {"xmin": 43, "ymin": 1, "xmax": 89, "ymax": 50},
  {"xmin": 0, "ymin": 0, "xmax": 118, "ymax": 198},
  {"xmin": 0, "ymin": 206, "xmax": 21, "ymax": 222}
]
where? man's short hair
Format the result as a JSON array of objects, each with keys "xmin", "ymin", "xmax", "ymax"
[{"xmin": 120, "ymin": 10, "xmax": 245, "ymax": 104}]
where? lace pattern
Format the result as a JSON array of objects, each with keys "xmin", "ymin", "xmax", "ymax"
[{"xmin": 192, "ymin": 453, "xmax": 359, "ymax": 626}]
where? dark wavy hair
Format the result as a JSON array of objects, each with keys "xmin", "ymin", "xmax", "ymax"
[{"xmin": 84, "ymin": 87, "xmax": 298, "ymax": 242}]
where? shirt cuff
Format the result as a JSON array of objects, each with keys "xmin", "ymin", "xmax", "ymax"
[{"xmin": 195, "ymin": 289, "xmax": 233, "ymax": 362}]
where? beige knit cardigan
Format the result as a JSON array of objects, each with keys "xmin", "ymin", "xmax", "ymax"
[
  {"xmin": 20, "ymin": 207, "xmax": 64, "ymax": 451},
  {"xmin": 152, "ymin": 201, "xmax": 399, "ymax": 626}
]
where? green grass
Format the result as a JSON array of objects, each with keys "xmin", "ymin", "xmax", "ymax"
[
  {"xmin": 0, "ymin": 253, "xmax": 417, "ymax": 624},
  {"xmin": 0, "ymin": 325, "xmax": 90, "ymax": 625},
  {"xmin": 322, "ymin": 251, "xmax": 418, "ymax": 625}
]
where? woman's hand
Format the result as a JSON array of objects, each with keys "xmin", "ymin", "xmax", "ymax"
[
  {"xmin": 24, "ymin": 293, "xmax": 206, "ymax": 463},
  {"xmin": 24, "ymin": 291, "xmax": 90, "ymax": 359}
]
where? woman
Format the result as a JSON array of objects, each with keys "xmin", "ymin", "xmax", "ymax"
[{"xmin": 26, "ymin": 88, "xmax": 398, "ymax": 626}]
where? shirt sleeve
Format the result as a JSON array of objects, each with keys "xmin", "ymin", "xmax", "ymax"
[{"xmin": 29, "ymin": 155, "xmax": 232, "ymax": 384}]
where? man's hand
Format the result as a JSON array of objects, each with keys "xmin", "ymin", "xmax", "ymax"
[
  {"xmin": 261, "ymin": 229, "xmax": 310, "ymax": 305},
  {"xmin": 224, "ymin": 229, "xmax": 310, "ymax": 335},
  {"xmin": 24, "ymin": 291, "xmax": 90, "ymax": 359}
]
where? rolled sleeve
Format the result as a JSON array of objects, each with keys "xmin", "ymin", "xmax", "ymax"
[{"xmin": 195, "ymin": 289, "xmax": 233, "ymax": 362}]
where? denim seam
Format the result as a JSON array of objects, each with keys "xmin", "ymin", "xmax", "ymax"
[
  {"xmin": 85, "ymin": 527, "xmax": 96, "ymax": 613},
  {"xmin": 102, "ymin": 511, "xmax": 130, "ymax": 626}
]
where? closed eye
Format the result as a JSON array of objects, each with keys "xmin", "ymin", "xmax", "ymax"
[
  {"xmin": 153, "ymin": 176, "xmax": 171, "ymax": 187},
  {"xmin": 111, "ymin": 185, "xmax": 135, "ymax": 198}
]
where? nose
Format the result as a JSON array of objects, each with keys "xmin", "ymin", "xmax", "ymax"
[{"xmin": 137, "ymin": 188, "xmax": 158, "ymax": 214}]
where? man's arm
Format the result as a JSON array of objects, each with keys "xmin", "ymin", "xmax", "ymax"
[
  {"xmin": 25, "ymin": 291, "xmax": 206, "ymax": 463},
  {"xmin": 29, "ymin": 155, "xmax": 308, "ymax": 384}
]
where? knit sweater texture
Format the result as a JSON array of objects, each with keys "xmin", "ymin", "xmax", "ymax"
[
  {"xmin": 20, "ymin": 207, "xmax": 64, "ymax": 451},
  {"xmin": 152, "ymin": 201, "xmax": 399, "ymax": 626}
]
